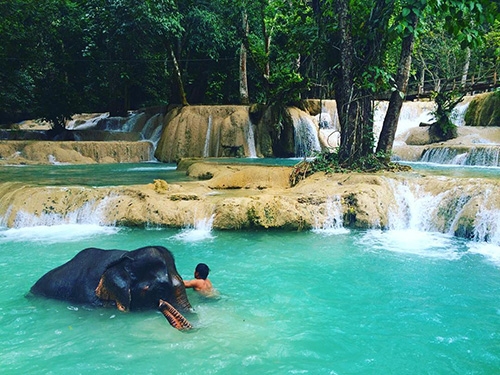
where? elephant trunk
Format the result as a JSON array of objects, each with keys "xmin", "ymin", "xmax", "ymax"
[
  {"xmin": 159, "ymin": 299, "xmax": 192, "ymax": 330},
  {"xmin": 173, "ymin": 275, "xmax": 192, "ymax": 311}
]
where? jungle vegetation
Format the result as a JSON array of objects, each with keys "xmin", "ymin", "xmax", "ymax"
[{"xmin": 0, "ymin": 0, "xmax": 499, "ymax": 167}]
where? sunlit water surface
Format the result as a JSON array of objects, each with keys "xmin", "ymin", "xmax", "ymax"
[{"xmin": 1, "ymin": 225, "xmax": 499, "ymax": 374}]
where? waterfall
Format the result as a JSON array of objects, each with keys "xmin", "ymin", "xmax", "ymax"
[
  {"xmin": 10, "ymin": 197, "xmax": 115, "ymax": 228},
  {"xmin": 173, "ymin": 214, "xmax": 215, "ymax": 242},
  {"xmin": 421, "ymin": 146, "xmax": 500, "ymax": 167},
  {"xmin": 313, "ymin": 196, "xmax": 349, "ymax": 234},
  {"xmin": 387, "ymin": 180, "xmax": 446, "ymax": 232},
  {"xmin": 203, "ymin": 116, "xmax": 213, "ymax": 158},
  {"xmin": 451, "ymin": 100, "xmax": 470, "ymax": 126},
  {"xmin": 121, "ymin": 113, "xmax": 144, "ymax": 132},
  {"xmin": 293, "ymin": 113, "xmax": 321, "ymax": 158},
  {"xmin": 245, "ymin": 120, "xmax": 257, "ymax": 158},
  {"xmin": 374, "ymin": 101, "xmax": 435, "ymax": 140},
  {"xmin": 386, "ymin": 178, "xmax": 500, "ymax": 246},
  {"xmin": 473, "ymin": 190, "xmax": 500, "ymax": 244},
  {"xmin": 66, "ymin": 113, "xmax": 109, "ymax": 130}
]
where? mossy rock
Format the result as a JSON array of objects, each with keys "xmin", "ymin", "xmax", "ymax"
[{"xmin": 464, "ymin": 92, "xmax": 500, "ymax": 127}]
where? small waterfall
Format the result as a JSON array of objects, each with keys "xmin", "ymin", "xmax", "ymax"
[
  {"xmin": 173, "ymin": 214, "xmax": 215, "ymax": 242},
  {"xmin": 66, "ymin": 113, "xmax": 109, "ymax": 130},
  {"xmin": 387, "ymin": 178, "xmax": 500, "ymax": 247},
  {"xmin": 245, "ymin": 120, "xmax": 257, "ymax": 158},
  {"xmin": 203, "ymin": 116, "xmax": 213, "ymax": 158},
  {"xmin": 121, "ymin": 113, "xmax": 144, "ymax": 132},
  {"xmin": 473, "ymin": 190, "xmax": 500, "ymax": 245},
  {"xmin": 316, "ymin": 105, "xmax": 341, "ymax": 150},
  {"xmin": 421, "ymin": 148, "xmax": 460, "ymax": 164},
  {"xmin": 387, "ymin": 180, "xmax": 445, "ymax": 232},
  {"xmin": 293, "ymin": 113, "xmax": 321, "ymax": 158},
  {"xmin": 313, "ymin": 196, "xmax": 349, "ymax": 234},
  {"xmin": 374, "ymin": 101, "xmax": 435, "ymax": 139},
  {"xmin": 451, "ymin": 100, "xmax": 470, "ymax": 126},
  {"xmin": 140, "ymin": 114, "xmax": 161, "ymax": 140},
  {"xmin": 421, "ymin": 146, "xmax": 500, "ymax": 167},
  {"xmin": 10, "ymin": 197, "xmax": 114, "ymax": 228},
  {"xmin": 466, "ymin": 147, "xmax": 500, "ymax": 167}
]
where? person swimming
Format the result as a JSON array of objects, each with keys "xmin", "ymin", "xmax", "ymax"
[{"xmin": 183, "ymin": 263, "xmax": 214, "ymax": 296}]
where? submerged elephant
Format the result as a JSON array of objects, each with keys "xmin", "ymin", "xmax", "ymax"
[{"xmin": 30, "ymin": 245, "xmax": 193, "ymax": 330}]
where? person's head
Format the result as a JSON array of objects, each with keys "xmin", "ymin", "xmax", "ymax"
[{"xmin": 195, "ymin": 263, "xmax": 210, "ymax": 280}]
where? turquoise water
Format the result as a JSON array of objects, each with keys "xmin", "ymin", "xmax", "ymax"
[
  {"xmin": 403, "ymin": 161, "xmax": 500, "ymax": 180},
  {"xmin": 1, "ymin": 161, "xmax": 500, "ymax": 374},
  {"xmin": 1, "ymin": 225, "xmax": 500, "ymax": 374},
  {"xmin": 0, "ymin": 159, "xmax": 298, "ymax": 187},
  {"xmin": 0, "ymin": 162, "xmax": 189, "ymax": 186}
]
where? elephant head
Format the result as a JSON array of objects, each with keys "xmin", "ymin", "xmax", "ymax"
[{"xmin": 94, "ymin": 246, "xmax": 193, "ymax": 329}]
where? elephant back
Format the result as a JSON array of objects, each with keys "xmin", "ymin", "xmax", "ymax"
[{"xmin": 30, "ymin": 248, "xmax": 125, "ymax": 305}]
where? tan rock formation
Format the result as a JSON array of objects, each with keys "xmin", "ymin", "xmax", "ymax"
[
  {"xmin": 1, "ymin": 161, "xmax": 498, "ymax": 241},
  {"xmin": 155, "ymin": 106, "xmax": 257, "ymax": 162},
  {"xmin": 0, "ymin": 141, "xmax": 153, "ymax": 165}
]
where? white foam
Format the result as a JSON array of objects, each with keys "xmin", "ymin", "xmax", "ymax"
[
  {"xmin": 0, "ymin": 224, "xmax": 119, "ymax": 243},
  {"xmin": 467, "ymin": 242, "xmax": 500, "ymax": 267},
  {"xmin": 312, "ymin": 196, "xmax": 349, "ymax": 235},
  {"xmin": 361, "ymin": 229, "xmax": 462, "ymax": 260},
  {"xmin": 172, "ymin": 215, "xmax": 215, "ymax": 242}
]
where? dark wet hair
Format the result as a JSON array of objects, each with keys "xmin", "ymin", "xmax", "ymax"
[{"xmin": 195, "ymin": 263, "xmax": 210, "ymax": 279}]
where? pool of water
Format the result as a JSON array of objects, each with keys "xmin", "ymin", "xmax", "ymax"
[
  {"xmin": 1, "ymin": 225, "xmax": 499, "ymax": 374},
  {"xmin": 402, "ymin": 161, "xmax": 500, "ymax": 180},
  {"xmin": 0, "ymin": 162, "xmax": 191, "ymax": 186}
]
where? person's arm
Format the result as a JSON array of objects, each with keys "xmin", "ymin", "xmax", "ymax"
[{"xmin": 184, "ymin": 279, "xmax": 203, "ymax": 289}]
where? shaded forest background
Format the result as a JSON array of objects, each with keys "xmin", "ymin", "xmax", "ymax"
[{"xmin": 1, "ymin": 0, "xmax": 498, "ymax": 146}]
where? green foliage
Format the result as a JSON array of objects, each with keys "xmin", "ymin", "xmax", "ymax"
[
  {"xmin": 429, "ymin": 90, "xmax": 463, "ymax": 140},
  {"xmin": 310, "ymin": 150, "xmax": 398, "ymax": 174},
  {"xmin": 289, "ymin": 149, "xmax": 410, "ymax": 186},
  {"xmin": 464, "ymin": 92, "xmax": 500, "ymax": 126},
  {"xmin": 0, "ymin": 0, "xmax": 498, "ymax": 155}
]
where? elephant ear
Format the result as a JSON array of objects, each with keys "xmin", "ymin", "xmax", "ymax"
[{"xmin": 95, "ymin": 261, "xmax": 132, "ymax": 312}]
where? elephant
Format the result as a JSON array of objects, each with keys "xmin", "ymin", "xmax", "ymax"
[{"xmin": 30, "ymin": 245, "xmax": 193, "ymax": 330}]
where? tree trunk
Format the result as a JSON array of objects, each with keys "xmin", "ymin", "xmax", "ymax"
[
  {"xmin": 334, "ymin": 0, "xmax": 354, "ymax": 162},
  {"xmin": 169, "ymin": 44, "xmax": 188, "ymax": 106},
  {"xmin": 376, "ymin": 12, "xmax": 418, "ymax": 156},
  {"xmin": 461, "ymin": 47, "xmax": 471, "ymax": 87},
  {"xmin": 239, "ymin": 9, "xmax": 249, "ymax": 104}
]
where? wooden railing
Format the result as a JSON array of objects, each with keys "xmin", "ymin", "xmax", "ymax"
[{"xmin": 376, "ymin": 70, "xmax": 499, "ymax": 100}]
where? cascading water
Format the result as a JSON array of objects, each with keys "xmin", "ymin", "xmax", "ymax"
[
  {"xmin": 451, "ymin": 100, "xmax": 470, "ymax": 126},
  {"xmin": 387, "ymin": 180, "xmax": 445, "ymax": 232},
  {"xmin": 66, "ymin": 113, "xmax": 109, "ymax": 130},
  {"xmin": 374, "ymin": 101, "xmax": 435, "ymax": 140},
  {"xmin": 385, "ymin": 177, "xmax": 500, "ymax": 247},
  {"xmin": 313, "ymin": 196, "xmax": 349, "ymax": 234},
  {"xmin": 473, "ymin": 189, "xmax": 500, "ymax": 244},
  {"xmin": 245, "ymin": 120, "xmax": 257, "ymax": 158},
  {"xmin": 421, "ymin": 146, "xmax": 500, "ymax": 167},
  {"xmin": 173, "ymin": 214, "xmax": 215, "ymax": 242},
  {"xmin": 293, "ymin": 113, "xmax": 321, "ymax": 158},
  {"xmin": 10, "ymin": 196, "xmax": 116, "ymax": 228},
  {"xmin": 203, "ymin": 116, "xmax": 213, "ymax": 158}
]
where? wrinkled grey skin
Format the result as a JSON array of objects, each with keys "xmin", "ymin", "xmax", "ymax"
[{"xmin": 30, "ymin": 246, "xmax": 192, "ymax": 329}]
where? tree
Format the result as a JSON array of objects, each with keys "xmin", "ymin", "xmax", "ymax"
[
  {"xmin": 377, "ymin": 0, "xmax": 498, "ymax": 157},
  {"xmin": 321, "ymin": 0, "xmax": 498, "ymax": 167},
  {"xmin": 0, "ymin": 0, "xmax": 85, "ymax": 129},
  {"xmin": 332, "ymin": 0, "xmax": 394, "ymax": 164}
]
